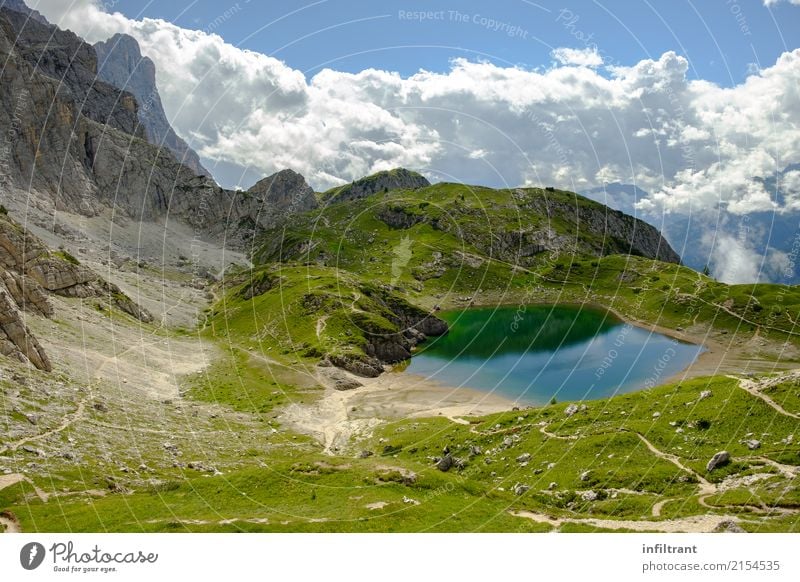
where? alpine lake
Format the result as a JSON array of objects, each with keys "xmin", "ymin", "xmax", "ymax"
[{"xmin": 404, "ymin": 304, "xmax": 705, "ymax": 405}]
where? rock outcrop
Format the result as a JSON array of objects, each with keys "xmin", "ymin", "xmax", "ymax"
[
  {"xmin": 329, "ymin": 285, "xmax": 448, "ymax": 377},
  {"xmin": 247, "ymin": 169, "xmax": 318, "ymax": 216},
  {"xmin": 324, "ymin": 169, "xmax": 430, "ymax": 204},
  {"xmin": 94, "ymin": 33, "xmax": 211, "ymax": 178},
  {"xmin": 523, "ymin": 193, "xmax": 681, "ymax": 264},
  {"xmin": 2, "ymin": 0, "xmax": 49, "ymax": 25},
  {"xmin": 0, "ymin": 287, "xmax": 51, "ymax": 371},
  {"xmin": 0, "ymin": 211, "xmax": 152, "ymax": 369}
]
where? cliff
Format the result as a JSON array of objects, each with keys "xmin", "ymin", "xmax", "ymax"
[{"xmin": 94, "ymin": 33, "xmax": 211, "ymax": 178}]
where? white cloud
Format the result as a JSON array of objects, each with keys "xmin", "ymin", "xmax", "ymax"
[
  {"xmin": 29, "ymin": 0, "xmax": 800, "ymax": 217},
  {"xmin": 551, "ymin": 47, "xmax": 604, "ymax": 67},
  {"xmin": 764, "ymin": 0, "xmax": 800, "ymax": 6}
]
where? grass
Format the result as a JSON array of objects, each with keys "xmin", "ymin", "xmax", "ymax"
[
  {"xmin": 7, "ymin": 370, "xmax": 798, "ymax": 532},
  {"xmin": 3, "ymin": 177, "xmax": 800, "ymax": 533}
]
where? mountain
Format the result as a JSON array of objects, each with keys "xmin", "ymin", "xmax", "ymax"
[
  {"xmin": 0, "ymin": 0, "xmax": 48, "ymax": 24},
  {"xmin": 583, "ymin": 181, "xmax": 800, "ymax": 284},
  {"xmin": 94, "ymin": 33, "xmax": 211, "ymax": 178},
  {"xmin": 0, "ymin": 7, "xmax": 315, "ymax": 245},
  {"xmin": 234, "ymin": 176, "xmax": 681, "ymax": 377}
]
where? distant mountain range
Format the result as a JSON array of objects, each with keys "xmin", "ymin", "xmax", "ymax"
[{"xmin": 583, "ymin": 181, "xmax": 800, "ymax": 284}]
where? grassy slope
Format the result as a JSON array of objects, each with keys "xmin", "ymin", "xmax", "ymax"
[{"xmin": 4, "ymin": 179, "xmax": 799, "ymax": 532}]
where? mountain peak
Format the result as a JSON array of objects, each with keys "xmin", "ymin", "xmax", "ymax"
[
  {"xmin": 94, "ymin": 32, "xmax": 211, "ymax": 178},
  {"xmin": 323, "ymin": 168, "xmax": 430, "ymax": 203}
]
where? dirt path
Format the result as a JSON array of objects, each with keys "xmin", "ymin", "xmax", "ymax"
[
  {"xmin": 651, "ymin": 498, "xmax": 672, "ymax": 517},
  {"xmin": 2, "ymin": 397, "xmax": 87, "ymax": 455},
  {"xmin": 539, "ymin": 422, "xmax": 579, "ymax": 441},
  {"xmin": 510, "ymin": 509, "xmax": 746, "ymax": 533},
  {"xmin": 0, "ymin": 473, "xmax": 51, "ymax": 533},
  {"xmin": 630, "ymin": 431, "xmax": 714, "ymax": 493},
  {"xmin": 0, "ymin": 473, "xmax": 49, "ymax": 502},
  {"xmin": 732, "ymin": 373, "xmax": 800, "ymax": 419}
]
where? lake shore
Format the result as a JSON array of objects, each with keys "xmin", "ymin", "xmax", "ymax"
[{"xmin": 280, "ymin": 299, "xmax": 800, "ymax": 451}]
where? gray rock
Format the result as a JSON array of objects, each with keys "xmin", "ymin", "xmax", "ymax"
[
  {"xmin": 744, "ymin": 439, "xmax": 761, "ymax": 450},
  {"xmin": 0, "ymin": 10, "xmax": 317, "ymax": 246},
  {"xmin": 699, "ymin": 390, "xmax": 712, "ymax": 400},
  {"xmin": 94, "ymin": 33, "xmax": 210, "ymax": 178},
  {"xmin": 435, "ymin": 454, "xmax": 453, "ymax": 472},
  {"xmin": 513, "ymin": 483, "xmax": 530, "ymax": 495},
  {"xmin": 579, "ymin": 470, "xmax": 591, "ymax": 482},
  {"xmin": 706, "ymin": 451, "xmax": 730, "ymax": 471},
  {"xmin": 565, "ymin": 403, "xmax": 579, "ymax": 416},
  {"xmin": 581, "ymin": 490, "xmax": 598, "ymax": 501},
  {"xmin": 516, "ymin": 453, "xmax": 531, "ymax": 463},
  {"xmin": 327, "ymin": 369, "xmax": 363, "ymax": 391},
  {"xmin": 713, "ymin": 520, "xmax": 746, "ymax": 533}
]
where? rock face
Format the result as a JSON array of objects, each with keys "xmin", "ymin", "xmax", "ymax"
[
  {"xmin": 0, "ymin": 212, "xmax": 152, "ymax": 369},
  {"xmin": 93, "ymin": 33, "xmax": 210, "ymax": 178},
  {"xmin": 0, "ymin": 287, "xmax": 51, "ymax": 371},
  {"xmin": 325, "ymin": 169, "xmax": 430, "ymax": 204},
  {"xmin": 324, "ymin": 286, "xmax": 448, "ymax": 378},
  {"xmin": 443, "ymin": 192, "xmax": 680, "ymax": 266},
  {"xmin": 0, "ymin": 8, "xmax": 314, "ymax": 245},
  {"xmin": 247, "ymin": 169, "xmax": 318, "ymax": 216}
]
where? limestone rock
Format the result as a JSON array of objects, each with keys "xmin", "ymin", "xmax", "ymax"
[
  {"xmin": 0, "ymin": 289, "xmax": 51, "ymax": 371},
  {"xmin": 325, "ymin": 169, "xmax": 430, "ymax": 204},
  {"xmin": 94, "ymin": 33, "xmax": 210, "ymax": 178},
  {"xmin": 744, "ymin": 439, "xmax": 761, "ymax": 450},
  {"xmin": 706, "ymin": 451, "xmax": 730, "ymax": 471}
]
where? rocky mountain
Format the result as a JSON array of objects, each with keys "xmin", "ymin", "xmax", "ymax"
[
  {"xmin": 1, "ymin": 0, "xmax": 48, "ymax": 25},
  {"xmin": 94, "ymin": 33, "xmax": 210, "ymax": 178},
  {"xmin": 322, "ymin": 168, "xmax": 430, "ymax": 204},
  {"xmin": 260, "ymin": 175, "xmax": 680, "ymax": 267},
  {"xmin": 0, "ymin": 7, "xmax": 315, "ymax": 246},
  {"xmin": 0, "ymin": 211, "xmax": 151, "ymax": 370},
  {"xmin": 583, "ymin": 181, "xmax": 799, "ymax": 283}
]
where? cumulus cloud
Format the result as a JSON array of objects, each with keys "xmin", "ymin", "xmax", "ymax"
[
  {"xmin": 764, "ymin": 0, "xmax": 800, "ymax": 6},
  {"xmin": 551, "ymin": 47, "xmax": 603, "ymax": 67},
  {"xmin": 30, "ymin": 0, "xmax": 800, "ymax": 217}
]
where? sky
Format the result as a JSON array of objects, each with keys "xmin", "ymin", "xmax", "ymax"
[
  {"xmin": 66, "ymin": 0, "xmax": 799, "ymax": 85},
  {"xmin": 19, "ymin": 0, "xmax": 800, "ymax": 282}
]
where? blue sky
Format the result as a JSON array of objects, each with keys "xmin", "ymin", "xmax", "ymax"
[{"xmin": 103, "ymin": 0, "xmax": 798, "ymax": 85}]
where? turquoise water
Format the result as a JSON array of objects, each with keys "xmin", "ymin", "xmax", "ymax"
[{"xmin": 405, "ymin": 305, "xmax": 704, "ymax": 405}]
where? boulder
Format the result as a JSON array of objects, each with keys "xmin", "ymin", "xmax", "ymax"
[
  {"xmin": 565, "ymin": 403, "xmax": 579, "ymax": 416},
  {"xmin": 706, "ymin": 451, "xmax": 730, "ymax": 471},
  {"xmin": 713, "ymin": 520, "xmax": 746, "ymax": 533},
  {"xmin": 744, "ymin": 439, "xmax": 761, "ymax": 450},
  {"xmin": 435, "ymin": 454, "xmax": 453, "ymax": 472}
]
